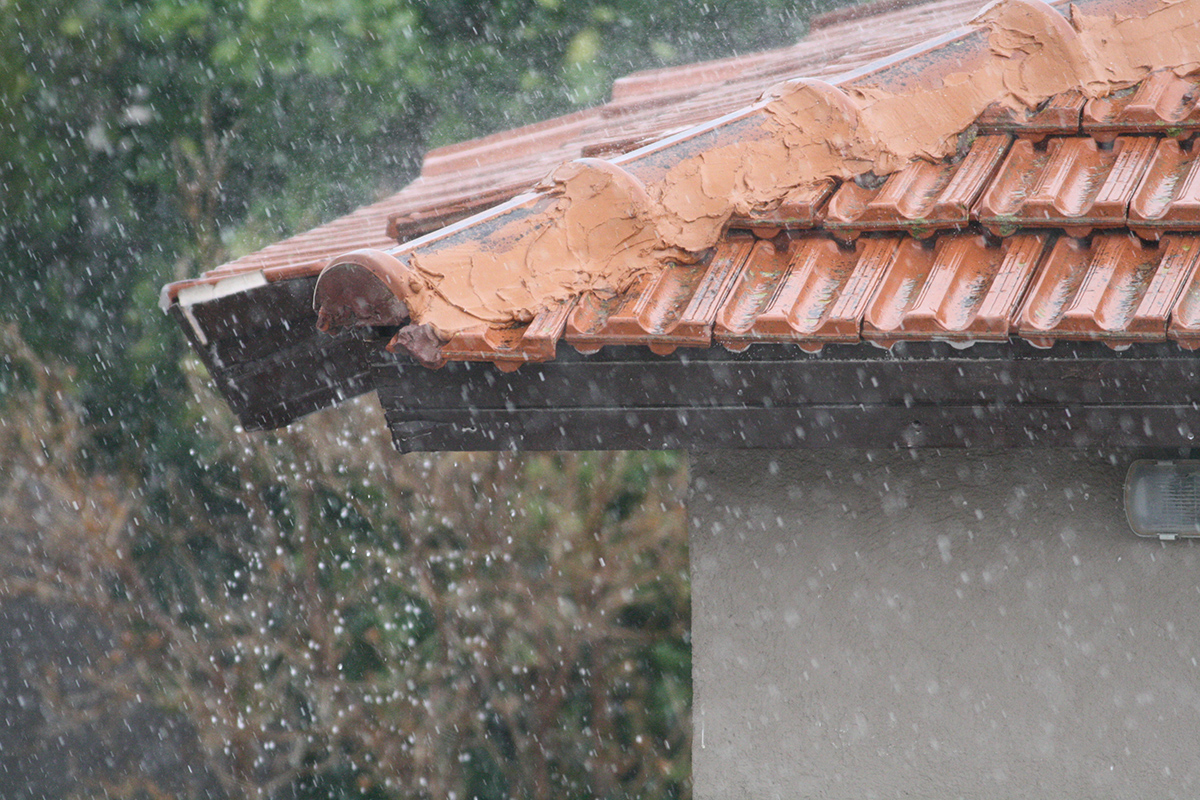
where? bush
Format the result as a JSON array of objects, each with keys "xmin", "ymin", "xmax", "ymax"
[{"xmin": 1, "ymin": 329, "xmax": 691, "ymax": 800}]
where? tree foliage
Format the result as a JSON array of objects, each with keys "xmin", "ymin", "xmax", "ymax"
[
  {"xmin": 2, "ymin": 329, "xmax": 689, "ymax": 799},
  {"xmin": 0, "ymin": 0, "xmax": 831, "ymax": 464}
]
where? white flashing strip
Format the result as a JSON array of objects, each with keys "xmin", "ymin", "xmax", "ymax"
[
  {"xmin": 173, "ymin": 270, "xmax": 269, "ymax": 308},
  {"xmin": 162, "ymin": 270, "xmax": 270, "ymax": 347},
  {"xmin": 180, "ymin": 305, "xmax": 209, "ymax": 346}
]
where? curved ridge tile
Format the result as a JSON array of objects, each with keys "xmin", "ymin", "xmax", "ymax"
[{"xmin": 314, "ymin": 249, "xmax": 419, "ymax": 332}]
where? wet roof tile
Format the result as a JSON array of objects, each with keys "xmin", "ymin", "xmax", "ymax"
[
  {"xmin": 164, "ymin": 0, "xmax": 988, "ymax": 303},
  {"xmin": 861, "ymin": 232, "xmax": 1048, "ymax": 346},
  {"xmin": 1129, "ymin": 138, "xmax": 1200, "ymax": 239},
  {"xmin": 975, "ymin": 91, "xmax": 1086, "ymax": 141},
  {"xmin": 1017, "ymin": 233, "xmax": 1200, "ymax": 347},
  {"xmin": 712, "ymin": 236, "xmax": 895, "ymax": 352},
  {"xmin": 729, "ymin": 180, "xmax": 837, "ymax": 233},
  {"xmin": 1082, "ymin": 72, "xmax": 1200, "ymax": 141},
  {"xmin": 565, "ymin": 237, "xmax": 756, "ymax": 356},
  {"xmin": 976, "ymin": 136, "xmax": 1158, "ymax": 237},
  {"xmin": 438, "ymin": 299, "xmax": 577, "ymax": 371},
  {"xmin": 824, "ymin": 134, "xmax": 1010, "ymax": 239},
  {"xmin": 1168, "ymin": 241, "xmax": 1200, "ymax": 347}
]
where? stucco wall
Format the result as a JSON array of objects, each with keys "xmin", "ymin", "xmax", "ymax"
[{"xmin": 690, "ymin": 449, "xmax": 1200, "ymax": 799}]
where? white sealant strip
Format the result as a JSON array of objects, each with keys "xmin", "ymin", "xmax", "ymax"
[{"xmin": 162, "ymin": 270, "xmax": 270, "ymax": 346}]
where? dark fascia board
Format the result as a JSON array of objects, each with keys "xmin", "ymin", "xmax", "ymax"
[
  {"xmin": 171, "ymin": 277, "xmax": 377, "ymax": 430},
  {"xmin": 169, "ymin": 277, "xmax": 1200, "ymax": 451},
  {"xmin": 374, "ymin": 341, "xmax": 1200, "ymax": 451}
]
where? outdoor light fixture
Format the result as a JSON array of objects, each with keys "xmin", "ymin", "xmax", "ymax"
[{"xmin": 1125, "ymin": 460, "xmax": 1200, "ymax": 540}]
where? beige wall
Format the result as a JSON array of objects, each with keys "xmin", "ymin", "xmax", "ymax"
[{"xmin": 691, "ymin": 449, "xmax": 1200, "ymax": 799}]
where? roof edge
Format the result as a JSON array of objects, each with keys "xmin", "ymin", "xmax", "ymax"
[{"xmin": 316, "ymin": 0, "xmax": 1200, "ymax": 366}]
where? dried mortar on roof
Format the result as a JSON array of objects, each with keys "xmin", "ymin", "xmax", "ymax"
[
  {"xmin": 370, "ymin": 0, "xmax": 1200, "ymax": 349},
  {"xmin": 402, "ymin": 160, "xmax": 693, "ymax": 331}
]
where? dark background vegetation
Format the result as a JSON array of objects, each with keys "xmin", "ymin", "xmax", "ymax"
[{"xmin": 1, "ymin": 1, "xmax": 841, "ymax": 797}]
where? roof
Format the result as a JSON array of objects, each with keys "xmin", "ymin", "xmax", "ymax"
[
  {"xmin": 162, "ymin": 0, "xmax": 1200, "ymax": 451},
  {"xmin": 163, "ymin": 0, "xmax": 989, "ymax": 297}
]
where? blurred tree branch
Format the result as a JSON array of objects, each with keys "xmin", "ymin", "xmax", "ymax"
[{"xmin": 172, "ymin": 90, "xmax": 243, "ymax": 276}]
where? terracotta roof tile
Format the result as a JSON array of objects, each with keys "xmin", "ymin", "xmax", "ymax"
[
  {"xmin": 439, "ymin": 299, "xmax": 577, "ymax": 372},
  {"xmin": 729, "ymin": 179, "xmax": 836, "ymax": 233},
  {"xmin": 414, "ymin": 127, "xmax": 1200, "ymax": 363},
  {"xmin": 1082, "ymin": 72, "xmax": 1200, "ymax": 141},
  {"xmin": 565, "ymin": 237, "xmax": 756, "ymax": 356},
  {"xmin": 1168, "ymin": 246, "xmax": 1200, "ymax": 347},
  {"xmin": 1018, "ymin": 233, "xmax": 1200, "ymax": 348},
  {"xmin": 975, "ymin": 91, "xmax": 1086, "ymax": 141},
  {"xmin": 1129, "ymin": 138, "xmax": 1200, "ymax": 239},
  {"xmin": 861, "ymin": 232, "xmax": 1048, "ymax": 346},
  {"xmin": 807, "ymin": 0, "xmax": 940, "ymax": 31},
  {"xmin": 710, "ymin": 237, "xmax": 796, "ymax": 350},
  {"xmin": 824, "ymin": 134, "xmax": 1010, "ymax": 239},
  {"xmin": 976, "ymin": 136, "xmax": 1158, "ymax": 237},
  {"xmin": 712, "ymin": 235, "xmax": 892, "ymax": 352},
  {"xmin": 163, "ymin": 0, "xmax": 988, "ymax": 304}
]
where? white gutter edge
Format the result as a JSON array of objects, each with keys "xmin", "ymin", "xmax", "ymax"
[{"xmin": 160, "ymin": 270, "xmax": 270, "ymax": 346}]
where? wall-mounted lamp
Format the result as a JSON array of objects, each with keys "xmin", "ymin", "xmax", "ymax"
[{"xmin": 1125, "ymin": 460, "xmax": 1200, "ymax": 540}]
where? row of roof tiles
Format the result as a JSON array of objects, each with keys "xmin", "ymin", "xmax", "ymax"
[
  {"xmin": 976, "ymin": 70, "xmax": 1200, "ymax": 140},
  {"xmin": 418, "ymin": 80, "xmax": 1200, "ymax": 370},
  {"xmin": 732, "ymin": 72, "xmax": 1200, "ymax": 234},
  {"xmin": 168, "ymin": 0, "xmax": 1200, "ymax": 374},
  {"xmin": 187, "ymin": 99, "xmax": 1200, "ymax": 370},
  {"xmin": 437, "ymin": 227, "xmax": 1200, "ymax": 370},
  {"xmin": 792, "ymin": 130, "xmax": 1200, "ymax": 241}
]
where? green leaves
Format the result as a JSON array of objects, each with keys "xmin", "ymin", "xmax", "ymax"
[{"xmin": 141, "ymin": 0, "xmax": 211, "ymax": 40}]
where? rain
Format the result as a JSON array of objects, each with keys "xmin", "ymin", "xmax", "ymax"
[{"xmin": 5, "ymin": 0, "xmax": 1200, "ymax": 798}]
